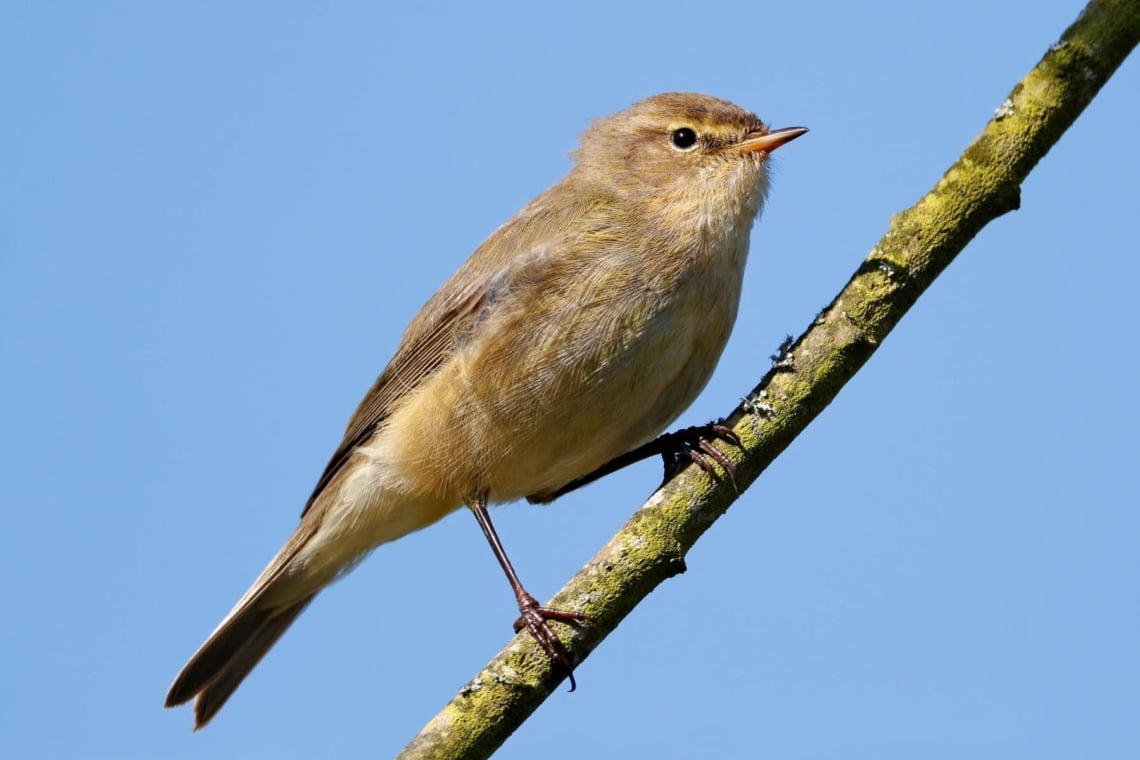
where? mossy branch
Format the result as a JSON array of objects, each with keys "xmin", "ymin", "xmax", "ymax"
[{"xmin": 399, "ymin": 2, "xmax": 1140, "ymax": 757}]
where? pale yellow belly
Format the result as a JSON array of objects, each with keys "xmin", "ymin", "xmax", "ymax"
[{"xmin": 377, "ymin": 269, "xmax": 741, "ymax": 506}]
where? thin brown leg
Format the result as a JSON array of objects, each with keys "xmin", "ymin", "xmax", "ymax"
[
  {"xmin": 468, "ymin": 495, "xmax": 590, "ymax": 690},
  {"xmin": 529, "ymin": 421, "xmax": 741, "ymax": 503}
]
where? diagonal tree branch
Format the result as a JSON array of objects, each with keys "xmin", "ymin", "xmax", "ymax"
[{"xmin": 399, "ymin": 2, "xmax": 1140, "ymax": 757}]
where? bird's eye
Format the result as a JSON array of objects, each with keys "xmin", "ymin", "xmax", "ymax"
[{"xmin": 671, "ymin": 127, "xmax": 698, "ymax": 150}]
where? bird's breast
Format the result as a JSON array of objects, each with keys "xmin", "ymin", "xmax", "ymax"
[{"xmin": 376, "ymin": 231, "xmax": 750, "ymax": 507}]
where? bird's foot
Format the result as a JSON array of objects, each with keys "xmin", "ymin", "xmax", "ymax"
[
  {"xmin": 512, "ymin": 591, "xmax": 592, "ymax": 691},
  {"xmin": 659, "ymin": 421, "xmax": 741, "ymax": 493}
]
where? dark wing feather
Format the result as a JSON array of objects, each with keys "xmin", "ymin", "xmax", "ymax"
[
  {"xmin": 300, "ymin": 279, "xmax": 490, "ymax": 517},
  {"xmin": 298, "ymin": 184, "xmax": 604, "ymax": 518}
]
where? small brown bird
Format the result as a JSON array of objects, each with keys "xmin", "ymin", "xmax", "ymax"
[{"xmin": 166, "ymin": 92, "xmax": 806, "ymax": 728}]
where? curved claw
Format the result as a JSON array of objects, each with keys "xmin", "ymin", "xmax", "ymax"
[
  {"xmin": 663, "ymin": 421, "xmax": 742, "ymax": 494},
  {"xmin": 512, "ymin": 594, "xmax": 593, "ymax": 691}
]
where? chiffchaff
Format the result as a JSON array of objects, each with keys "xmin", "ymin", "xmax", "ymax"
[{"xmin": 166, "ymin": 92, "xmax": 807, "ymax": 728}]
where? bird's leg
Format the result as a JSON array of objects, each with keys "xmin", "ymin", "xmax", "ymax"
[
  {"xmin": 531, "ymin": 421, "xmax": 741, "ymax": 504},
  {"xmin": 468, "ymin": 494, "xmax": 590, "ymax": 691}
]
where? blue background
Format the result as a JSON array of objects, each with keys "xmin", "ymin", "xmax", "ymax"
[{"xmin": 2, "ymin": 2, "xmax": 1137, "ymax": 758}]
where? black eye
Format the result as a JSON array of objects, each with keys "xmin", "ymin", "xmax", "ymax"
[{"xmin": 671, "ymin": 127, "xmax": 698, "ymax": 149}]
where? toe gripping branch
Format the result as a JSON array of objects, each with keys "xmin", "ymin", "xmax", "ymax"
[
  {"xmin": 490, "ymin": 421, "xmax": 740, "ymax": 687},
  {"xmin": 657, "ymin": 422, "xmax": 741, "ymax": 494},
  {"xmin": 469, "ymin": 497, "xmax": 592, "ymax": 690}
]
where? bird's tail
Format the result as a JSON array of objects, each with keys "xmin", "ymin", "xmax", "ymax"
[
  {"xmin": 166, "ymin": 478, "xmax": 426, "ymax": 727},
  {"xmin": 165, "ymin": 520, "xmax": 324, "ymax": 729},
  {"xmin": 165, "ymin": 595, "xmax": 313, "ymax": 728}
]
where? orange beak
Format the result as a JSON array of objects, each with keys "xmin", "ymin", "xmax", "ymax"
[{"xmin": 739, "ymin": 126, "xmax": 809, "ymax": 154}]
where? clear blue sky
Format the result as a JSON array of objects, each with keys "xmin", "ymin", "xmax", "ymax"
[{"xmin": 2, "ymin": 2, "xmax": 1137, "ymax": 758}]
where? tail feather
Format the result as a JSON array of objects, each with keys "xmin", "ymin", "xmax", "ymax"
[
  {"xmin": 195, "ymin": 600, "xmax": 311, "ymax": 728},
  {"xmin": 166, "ymin": 600, "xmax": 267, "ymax": 709},
  {"xmin": 166, "ymin": 594, "xmax": 314, "ymax": 729},
  {"xmin": 166, "ymin": 511, "xmax": 329, "ymax": 727}
]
